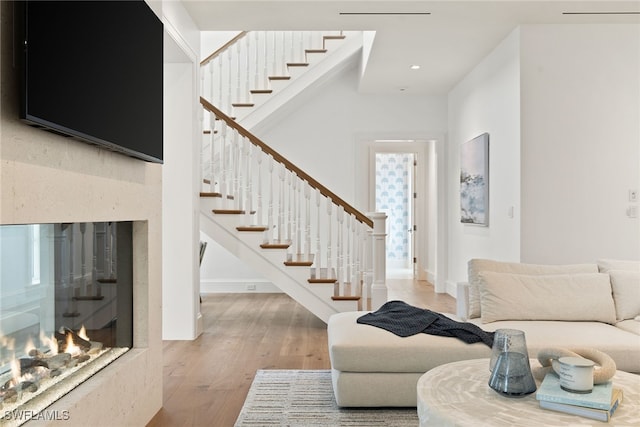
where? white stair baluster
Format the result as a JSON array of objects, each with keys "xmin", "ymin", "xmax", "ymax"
[
  {"xmin": 256, "ymin": 150, "xmax": 264, "ymax": 234},
  {"xmin": 266, "ymin": 155, "xmax": 274, "ymax": 243},
  {"xmin": 277, "ymin": 164, "xmax": 285, "ymax": 242},
  {"xmin": 286, "ymin": 171, "xmax": 293, "ymax": 247},
  {"xmin": 272, "ymin": 32, "xmax": 277, "ymax": 77},
  {"xmin": 304, "ymin": 181, "xmax": 311, "ymax": 262},
  {"xmin": 236, "ymin": 41, "xmax": 241, "ymax": 106},
  {"xmin": 236, "ymin": 135, "xmax": 244, "ymax": 212},
  {"xmin": 315, "ymin": 188, "xmax": 322, "ymax": 279},
  {"xmin": 244, "ymin": 141, "xmax": 254, "ymax": 225},
  {"xmin": 220, "ymin": 121, "xmax": 229, "ymax": 203},
  {"xmin": 296, "ymin": 178, "xmax": 303, "ymax": 259},
  {"xmin": 254, "ymin": 32, "xmax": 260, "ymax": 90},
  {"xmin": 346, "ymin": 214, "xmax": 352, "ymax": 294},
  {"xmin": 326, "ymin": 199, "xmax": 333, "ymax": 279},
  {"xmin": 263, "ymin": 32, "xmax": 269, "ymax": 88},
  {"xmin": 231, "ymin": 132, "xmax": 239, "ymax": 208},
  {"xmin": 227, "ymin": 50, "xmax": 233, "ymax": 115},
  {"xmin": 289, "ymin": 176, "xmax": 298, "ymax": 260},
  {"xmin": 281, "ymin": 31, "xmax": 287, "ymax": 75},
  {"xmin": 337, "ymin": 206, "xmax": 344, "ymax": 296},
  {"xmin": 243, "ymin": 35, "xmax": 250, "ymax": 104}
]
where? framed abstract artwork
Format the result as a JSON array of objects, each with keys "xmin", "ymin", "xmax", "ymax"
[{"xmin": 460, "ymin": 133, "xmax": 489, "ymax": 226}]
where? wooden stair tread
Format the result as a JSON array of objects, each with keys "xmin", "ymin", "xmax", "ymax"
[
  {"xmin": 331, "ymin": 295, "xmax": 361, "ymax": 301},
  {"xmin": 268, "ymin": 76, "xmax": 291, "ymax": 81},
  {"xmin": 284, "ymin": 254, "xmax": 314, "ymax": 267},
  {"xmin": 285, "ymin": 261, "xmax": 314, "ymax": 267},
  {"xmin": 212, "ymin": 209, "xmax": 244, "ymax": 215},
  {"xmin": 306, "ymin": 49, "xmax": 327, "ymax": 54},
  {"xmin": 260, "ymin": 242, "xmax": 291, "ymax": 249},
  {"xmin": 308, "ymin": 278, "xmax": 337, "ymax": 284},
  {"xmin": 232, "ymin": 103, "xmax": 255, "ymax": 107},
  {"xmin": 287, "ymin": 62, "xmax": 309, "ymax": 67},
  {"xmin": 324, "ymin": 35, "xmax": 346, "ymax": 40},
  {"xmin": 200, "ymin": 192, "xmax": 222, "ymax": 198},
  {"xmin": 250, "ymin": 89, "xmax": 273, "ymax": 94},
  {"xmin": 237, "ymin": 226, "xmax": 268, "ymax": 232},
  {"xmin": 212, "ymin": 209, "xmax": 255, "ymax": 215}
]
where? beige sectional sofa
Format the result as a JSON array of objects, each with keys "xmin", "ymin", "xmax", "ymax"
[{"xmin": 327, "ymin": 259, "xmax": 640, "ymax": 407}]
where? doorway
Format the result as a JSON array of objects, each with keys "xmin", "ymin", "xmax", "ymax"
[{"xmin": 374, "ymin": 152, "xmax": 416, "ymax": 279}]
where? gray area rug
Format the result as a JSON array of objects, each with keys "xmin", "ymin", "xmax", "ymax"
[{"xmin": 234, "ymin": 369, "xmax": 418, "ymax": 426}]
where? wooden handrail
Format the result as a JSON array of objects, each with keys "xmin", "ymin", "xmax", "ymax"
[
  {"xmin": 200, "ymin": 97, "xmax": 374, "ymax": 228},
  {"xmin": 200, "ymin": 31, "xmax": 249, "ymax": 66}
]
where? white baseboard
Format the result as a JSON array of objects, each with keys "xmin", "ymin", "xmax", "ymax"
[
  {"xmin": 426, "ymin": 269, "xmax": 436, "ymax": 284},
  {"xmin": 444, "ymin": 280, "xmax": 458, "ymax": 299},
  {"xmin": 200, "ymin": 279, "xmax": 282, "ymax": 294}
]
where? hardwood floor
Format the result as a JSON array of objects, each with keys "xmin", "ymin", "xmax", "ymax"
[{"xmin": 146, "ymin": 279, "xmax": 455, "ymax": 427}]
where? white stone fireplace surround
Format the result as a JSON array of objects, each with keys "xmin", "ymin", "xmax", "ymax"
[{"xmin": 1, "ymin": 1, "xmax": 163, "ymax": 424}]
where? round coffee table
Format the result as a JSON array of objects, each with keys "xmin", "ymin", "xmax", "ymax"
[{"xmin": 417, "ymin": 358, "xmax": 640, "ymax": 426}]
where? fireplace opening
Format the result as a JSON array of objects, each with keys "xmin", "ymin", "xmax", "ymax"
[{"xmin": 0, "ymin": 222, "xmax": 133, "ymax": 424}]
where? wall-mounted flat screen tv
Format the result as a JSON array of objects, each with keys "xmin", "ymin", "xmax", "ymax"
[{"xmin": 18, "ymin": 0, "xmax": 163, "ymax": 163}]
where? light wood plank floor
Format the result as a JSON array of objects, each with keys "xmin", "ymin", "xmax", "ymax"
[{"xmin": 147, "ymin": 279, "xmax": 455, "ymax": 427}]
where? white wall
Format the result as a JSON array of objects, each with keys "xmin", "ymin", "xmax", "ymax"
[
  {"xmin": 199, "ymin": 233, "xmax": 281, "ymax": 293},
  {"xmin": 200, "ymin": 62, "xmax": 448, "ymax": 289},
  {"xmin": 201, "ymin": 31, "xmax": 243, "ymax": 61},
  {"xmin": 520, "ymin": 24, "xmax": 640, "ymax": 263},
  {"xmin": 161, "ymin": 1, "xmax": 202, "ymax": 340},
  {"xmin": 259, "ymin": 64, "xmax": 447, "ymax": 207},
  {"xmin": 446, "ymin": 29, "xmax": 522, "ymax": 288}
]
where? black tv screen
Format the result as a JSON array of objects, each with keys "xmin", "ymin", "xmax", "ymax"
[{"xmin": 19, "ymin": 0, "xmax": 163, "ymax": 163}]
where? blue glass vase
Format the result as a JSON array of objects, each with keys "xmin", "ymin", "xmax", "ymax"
[{"xmin": 488, "ymin": 329, "xmax": 537, "ymax": 397}]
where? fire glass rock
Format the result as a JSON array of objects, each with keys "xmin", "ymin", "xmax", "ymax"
[
  {"xmin": 46, "ymin": 353, "xmax": 72, "ymax": 370},
  {"xmin": 74, "ymin": 354, "xmax": 90, "ymax": 364},
  {"xmin": 19, "ymin": 357, "xmax": 48, "ymax": 373}
]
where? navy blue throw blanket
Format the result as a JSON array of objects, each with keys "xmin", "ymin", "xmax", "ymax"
[{"xmin": 357, "ymin": 300, "xmax": 495, "ymax": 347}]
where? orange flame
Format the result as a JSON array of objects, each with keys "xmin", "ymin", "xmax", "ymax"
[
  {"xmin": 40, "ymin": 331, "xmax": 58, "ymax": 355},
  {"xmin": 10, "ymin": 357, "xmax": 20, "ymax": 387},
  {"xmin": 64, "ymin": 333, "xmax": 81, "ymax": 356},
  {"xmin": 78, "ymin": 325, "xmax": 90, "ymax": 342}
]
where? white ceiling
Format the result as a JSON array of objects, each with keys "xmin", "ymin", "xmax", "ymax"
[{"xmin": 181, "ymin": 1, "xmax": 640, "ymax": 94}]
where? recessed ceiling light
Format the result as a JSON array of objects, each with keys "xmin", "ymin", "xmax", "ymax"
[{"xmin": 410, "ymin": 65, "xmax": 421, "ymax": 70}]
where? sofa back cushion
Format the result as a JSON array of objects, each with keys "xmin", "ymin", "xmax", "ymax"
[
  {"xmin": 478, "ymin": 271, "xmax": 617, "ymax": 324},
  {"xmin": 608, "ymin": 270, "xmax": 640, "ymax": 321},
  {"xmin": 597, "ymin": 259, "xmax": 640, "ymax": 273},
  {"xmin": 467, "ymin": 259, "xmax": 599, "ymax": 319}
]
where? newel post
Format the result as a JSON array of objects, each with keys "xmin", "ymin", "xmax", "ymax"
[{"xmin": 367, "ymin": 212, "xmax": 387, "ymax": 310}]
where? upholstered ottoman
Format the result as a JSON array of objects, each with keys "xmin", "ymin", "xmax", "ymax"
[{"xmin": 327, "ymin": 311, "xmax": 493, "ymax": 407}]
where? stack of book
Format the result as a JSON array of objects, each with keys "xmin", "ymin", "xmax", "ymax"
[{"xmin": 536, "ymin": 372, "xmax": 623, "ymax": 422}]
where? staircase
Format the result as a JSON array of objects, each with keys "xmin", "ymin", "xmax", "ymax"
[{"xmin": 198, "ymin": 31, "xmax": 387, "ymax": 323}]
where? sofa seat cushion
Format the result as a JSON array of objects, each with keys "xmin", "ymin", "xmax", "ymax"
[
  {"xmin": 328, "ymin": 311, "xmax": 491, "ymax": 373},
  {"xmin": 616, "ymin": 319, "xmax": 640, "ymax": 336},
  {"xmin": 467, "ymin": 319, "xmax": 640, "ymax": 373}
]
